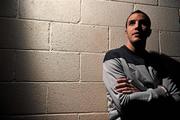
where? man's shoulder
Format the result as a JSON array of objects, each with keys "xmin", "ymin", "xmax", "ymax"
[{"xmin": 103, "ymin": 46, "xmax": 126, "ymax": 62}]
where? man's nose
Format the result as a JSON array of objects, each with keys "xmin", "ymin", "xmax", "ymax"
[{"xmin": 134, "ymin": 21, "xmax": 140, "ymax": 29}]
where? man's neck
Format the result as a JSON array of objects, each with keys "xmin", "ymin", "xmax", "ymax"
[{"xmin": 125, "ymin": 42, "xmax": 146, "ymax": 55}]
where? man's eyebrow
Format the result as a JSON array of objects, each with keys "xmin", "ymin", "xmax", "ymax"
[
  {"xmin": 128, "ymin": 19, "xmax": 146, "ymax": 22},
  {"xmin": 128, "ymin": 19, "xmax": 135, "ymax": 22}
]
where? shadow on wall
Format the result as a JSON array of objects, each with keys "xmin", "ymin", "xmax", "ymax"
[
  {"xmin": 150, "ymin": 52, "xmax": 180, "ymax": 90},
  {"xmin": 125, "ymin": 51, "xmax": 180, "ymax": 120},
  {"xmin": 0, "ymin": 0, "xmax": 47, "ymax": 119},
  {"xmin": 157, "ymin": 53, "xmax": 180, "ymax": 117},
  {"xmin": 114, "ymin": 51, "xmax": 180, "ymax": 120}
]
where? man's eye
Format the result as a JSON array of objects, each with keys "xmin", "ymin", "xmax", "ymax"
[
  {"xmin": 140, "ymin": 20, "xmax": 147, "ymax": 26},
  {"xmin": 129, "ymin": 20, "xmax": 135, "ymax": 25}
]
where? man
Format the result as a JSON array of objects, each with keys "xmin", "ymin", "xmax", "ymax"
[{"xmin": 103, "ymin": 10, "xmax": 180, "ymax": 120}]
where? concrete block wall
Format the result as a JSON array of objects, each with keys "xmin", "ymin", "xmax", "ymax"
[{"xmin": 0, "ymin": 0, "xmax": 179, "ymax": 119}]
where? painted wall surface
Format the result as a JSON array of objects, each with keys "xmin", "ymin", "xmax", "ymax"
[{"xmin": 0, "ymin": 0, "xmax": 180, "ymax": 119}]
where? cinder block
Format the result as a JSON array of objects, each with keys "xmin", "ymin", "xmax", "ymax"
[
  {"xmin": 159, "ymin": 0, "xmax": 180, "ymax": 8},
  {"xmin": 0, "ymin": 115, "xmax": 45, "ymax": 120},
  {"xmin": 135, "ymin": 4, "xmax": 180, "ymax": 31},
  {"xmin": 160, "ymin": 31, "xmax": 180, "ymax": 56},
  {"xmin": 0, "ymin": 0, "xmax": 17, "ymax": 17},
  {"xmin": 0, "ymin": 114, "xmax": 78, "ymax": 120},
  {"xmin": 0, "ymin": 83, "xmax": 47, "ymax": 114},
  {"xmin": 19, "ymin": 0, "xmax": 80, "ymax": 23},
  {"xmin": 134, "ymin": 0, "xmax": 157, "ymax": 5},
  {"xmin": 146, "ymin": 29, "xmax": 159, "ymax": 52},
  {"xmin": 15, "ymin": 51, "xmax": 79, "ymax": 81},
  {"xmin": 111, "ymin": 0, "xmax": 158, "ymax": 5},
  {"xmin": 46, "ymin": 114, "xmax": 78, "ymax": 120},
  {"xmin": 51, "ymin": 23, "xmax": 108, "ymax": 52},
  {"xmin": 79, "ymin": 113, "xmax": 108, "ymax": 120},
  {"xmin": 81, "ymin": 0, "xmax": 133, "ymax": 26},
  {"xmin": 110, "ymin": 0, "xmax": 133, "ymax": 3},
  {"xmin": 0, "ymin": 50, "xmax": 15, "ymax": 81},
  {"xmin": 81, "ymin": 53, "xmax": 104, "ymax": 82},
  {"xmin": 109, "ymin": 27, "xmax": 126, "ymax": 49},
  {"xmin": 47, "ymin": 82, "xmax": 107, "ymax": 113},
  {"xmin": 0, "ymin": 19, "xmax": 49, "ymax": 50}
]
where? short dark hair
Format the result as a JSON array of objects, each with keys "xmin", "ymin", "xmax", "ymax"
[{"xmin": 125, "ymin": 10, "xmax": 151, "ymax": 28}]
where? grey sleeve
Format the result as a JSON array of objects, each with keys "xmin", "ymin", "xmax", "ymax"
[
  {"xmin": 103, "ymin": 59, "xmax": 171, "ymax": 111},
  {"xmin": 103, "ymin": 59, "xmax": 130, "ymax": 113},
  {"xmin": 130, "ymin": 77, "xmax": 180, "ymax": 103},
  {"xmin": 130, "ymin": 76, "xmax": 180, "ymax": 102},
  {"xmin": 162, "ymin": 77, "xmax": 180, "ymax": 102}
]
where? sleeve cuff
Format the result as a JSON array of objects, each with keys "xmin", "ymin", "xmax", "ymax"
[{"xmin": 151, "ymin": 86, "xmax": 169, "ymax": 99}]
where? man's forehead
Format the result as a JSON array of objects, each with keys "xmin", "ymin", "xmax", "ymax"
[{"xmin": 127, "ymin": 13, "xmax": 147, "ymax": 21}]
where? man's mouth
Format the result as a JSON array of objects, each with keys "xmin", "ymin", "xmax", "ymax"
[
  {"xmin": 132, "ymin": 32, "xmax": 142, "ymax": 37},
  {"xmin": 132, "ymin": 32, "xmax": 140, "ymax": 36}
]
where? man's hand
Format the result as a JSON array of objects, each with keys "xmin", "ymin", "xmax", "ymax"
[{"xmin": 115, "ymin": 77, "xmax": 140, "ymax": 94}]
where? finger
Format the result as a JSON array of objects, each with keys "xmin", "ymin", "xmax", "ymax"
[
  {"xmin": 116, "ymin": 86, "xmax": 140, "ymax": 93},
  {"xmin": 117, "ymin": 79, "xmax": 128, "ymax": 83},
  {"xmin": 115, "ymin": 82, "xmax": 131, "ymax": 89},
  {"xmin": 122, "ymin": 90, "xmax": 133, "ymax": 94},
  {"xmin": 128, "ymin": 84, "xmax": 141, "ymax": 92},
  {"xmin": 131, "ymin": 87, "xmax": 140, "ymax": 92},
  {"xmin": 117, "ymin": 78, "xmax": 129, "ymax": 83},
  {"xmin": 117, "ymin": 77, "xmax": 128, "ymax": 81},
  {"xmin": 121, "ymin": 87, "xmax": 136, "ymax": 94},
  {"xmin": 115, "ymin": 87, "xmax": 132, "ymax": 93},
  {"xmin": 116, "ymin": 89, "xmax": 133, "ymax": 94}
]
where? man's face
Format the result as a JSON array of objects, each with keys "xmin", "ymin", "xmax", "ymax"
[{"xmin": 125, "ymin": 13, "xmax": 151, "ymax": 44}]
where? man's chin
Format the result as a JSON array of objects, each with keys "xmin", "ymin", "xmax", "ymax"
[{"xmin": 132, "ymin": 38, "xmax": 141, "ymax": 42}]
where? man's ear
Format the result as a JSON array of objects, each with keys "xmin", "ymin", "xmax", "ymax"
[
  {"xmin": 125, "ymin": 29, "xmax": 128, "ymax": 37},
  {"xmin": 125, "ymin": 29, "xmax": 127, "ymax": 33}
]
